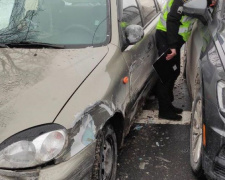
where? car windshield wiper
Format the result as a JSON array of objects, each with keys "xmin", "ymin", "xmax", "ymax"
[{"xmin": 6, "ymin": 41, "xmax": 65, "ymax": 49}]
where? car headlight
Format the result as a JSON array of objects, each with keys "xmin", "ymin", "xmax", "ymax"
[
  {"xmin": 0, "ymin": 124, "xmax": 68, "ymax": 169},
  {"xmin": 217, "ymin": 81, "xmax": 225, "ymax": 114}
]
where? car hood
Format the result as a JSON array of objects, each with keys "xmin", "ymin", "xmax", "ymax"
[{"xmin": 0, "ymin": 46, "xmax": 108, "ymax": 142}]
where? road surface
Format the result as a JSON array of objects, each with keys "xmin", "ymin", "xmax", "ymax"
[{"xmin": 116, "ymin": 53, "xmax": 205, "ymax": 180}]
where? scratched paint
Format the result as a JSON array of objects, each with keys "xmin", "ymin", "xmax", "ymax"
[
  {"xmin": 70, "ymin": 114, "xmax": 96, "ymax": 156},
  {"xmin": 99, "ymin": 103, "xmax": 113, "ymax": 116},
  {"xmin": 70, "ymin": 101, "xmax": 116, "ymax": 157}
]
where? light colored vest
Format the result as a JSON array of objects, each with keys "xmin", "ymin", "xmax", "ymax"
[{"xmin": 156, "ymin": 0, "xmax": 196, "ymax": 42}]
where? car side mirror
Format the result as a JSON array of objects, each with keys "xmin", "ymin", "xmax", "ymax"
[
  {"xmin": 125, "ymin": 25, "xmax": 144, "ymax": 45},
  {"xmin": 183, "ymin": 0, "xmax": 210, "ymax": 25}
]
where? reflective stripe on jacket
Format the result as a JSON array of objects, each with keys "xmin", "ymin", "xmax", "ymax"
[{"xmin": 156, "ymin": 0, "xmax": 195, "ymax": 42}]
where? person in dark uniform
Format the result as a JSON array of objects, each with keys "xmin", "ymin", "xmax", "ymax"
[{"xmin": 155, "ymin": 0, "xmax": 216, "ymax": 120}]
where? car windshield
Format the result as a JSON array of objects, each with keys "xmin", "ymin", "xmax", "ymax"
[{"xmin": 0, "ymin": 0, "xmax": 110, "ymax": 48}]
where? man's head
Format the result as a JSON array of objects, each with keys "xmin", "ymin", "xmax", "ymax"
[{"xmin": 207, "ymin": 0, "xmax": 217, "ymax": 7}]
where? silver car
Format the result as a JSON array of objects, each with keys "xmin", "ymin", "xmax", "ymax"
[{"xmin": 0, "ymin": 0, "xmax": 161, "ymax": 179}]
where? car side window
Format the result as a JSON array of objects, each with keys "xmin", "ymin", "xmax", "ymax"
[
  {"xmin": 122, "ymin": 0, "xmax": 142, "ymax": 27},
  {"xmin": 138, "ymin": 0, "xmax": 158, "ymax": 26}
]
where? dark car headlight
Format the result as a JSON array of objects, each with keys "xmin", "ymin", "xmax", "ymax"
[
  {"xmin": 217, "ymin": 81, "xmax": 225, "ymax": 114},
  {"xmin": 0, "ymin": 124, "xmax": 68, "ymax": 169}
]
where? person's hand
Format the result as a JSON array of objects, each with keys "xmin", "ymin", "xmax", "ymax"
[{"xmin": 166, "ymin": 49, "xmax": 176, "ymax": 60}]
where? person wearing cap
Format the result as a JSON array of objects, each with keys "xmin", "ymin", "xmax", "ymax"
[{"xmin": 155, "ymin": 0, "xmax": 216, "ymax": 120}]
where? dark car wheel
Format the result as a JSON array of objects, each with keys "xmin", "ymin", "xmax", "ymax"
[
  {"xmin": 190, "ymin": 93, "xmax": 204, "ymax": 178},
  {"xmin": 91, "ymin": 124, "xmax": 117, "ymax": 180}
]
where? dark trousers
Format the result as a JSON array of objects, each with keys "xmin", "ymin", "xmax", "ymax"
[{"xmin": 155, "ymin": 30, "xmax": 184, "ymax": 113}]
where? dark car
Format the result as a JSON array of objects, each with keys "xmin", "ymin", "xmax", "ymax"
[{"xmin": 184, "ymin": 0, "xmax": 225, "ymax": 179}]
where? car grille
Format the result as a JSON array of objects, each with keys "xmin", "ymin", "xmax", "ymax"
[
  {"xmin": 214, "ymin": 152, "xmax": 225, "ymax": 179},
  {"xmin": 219, "ymin": 147, "xmax": 225, "ymax": 159},
  {"xmin": 214, "ymin": 162, "xmax": 225, "ymax": 177}
]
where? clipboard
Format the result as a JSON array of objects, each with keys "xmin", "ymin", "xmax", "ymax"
[{"xmin": 153, "ymin": 49, "xmax": 179, "ymax": 84}]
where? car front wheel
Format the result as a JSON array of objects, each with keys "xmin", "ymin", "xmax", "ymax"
[
  {"xmin": 91, "ymin": 124, "xmax": 117, "ymax": 180},
  {"xmin": 190, "ymin": 93, "xmax": 204, "ymax": 178}
]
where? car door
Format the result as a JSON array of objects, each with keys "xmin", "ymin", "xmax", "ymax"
[{"xmin": 121, "ymin": 0, "xmax": 160, "ymax": 103}]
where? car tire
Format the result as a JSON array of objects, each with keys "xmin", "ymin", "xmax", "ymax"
[
  {"xmin": 190, "ymin": 93, "xmax": 204, "ymax": 178},
  {"xmin": 91, "ymin": 124, "xmax": 117, "ymax": 180}
]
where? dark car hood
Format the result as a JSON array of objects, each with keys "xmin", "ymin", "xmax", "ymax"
[{"xmin": 0, "ymin": 46, "xmax": 108, "ymax": 142}]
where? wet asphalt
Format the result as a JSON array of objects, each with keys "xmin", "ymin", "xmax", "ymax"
[
  {"xmin": 116, "ymin": 124, "xmax": 196, "ymax": 180},
  {"xmin": 116, "ymin": 54, "xmax": 205, "ymax": 180}
]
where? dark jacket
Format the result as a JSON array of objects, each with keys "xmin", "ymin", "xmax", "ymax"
[{"xmin": 167, "ymin": 0, "xmax": 185, "ymax": 48}]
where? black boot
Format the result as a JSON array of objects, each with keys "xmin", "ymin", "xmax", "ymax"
[
  {"xmin": 156, "ymin": 79, "xmax": 182, "ymax": 121},
  {"xmin": 159, "ymin": 111, "xmax": 182, "ymax": 121},
  {"xmin": 171, "ymin": 105, "xmax": 183, "ymax": 114}
]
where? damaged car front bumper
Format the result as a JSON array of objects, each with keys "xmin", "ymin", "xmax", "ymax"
[{"xmin": 0, "ymin": 143, "xmax": 96, "ymax": 180}]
